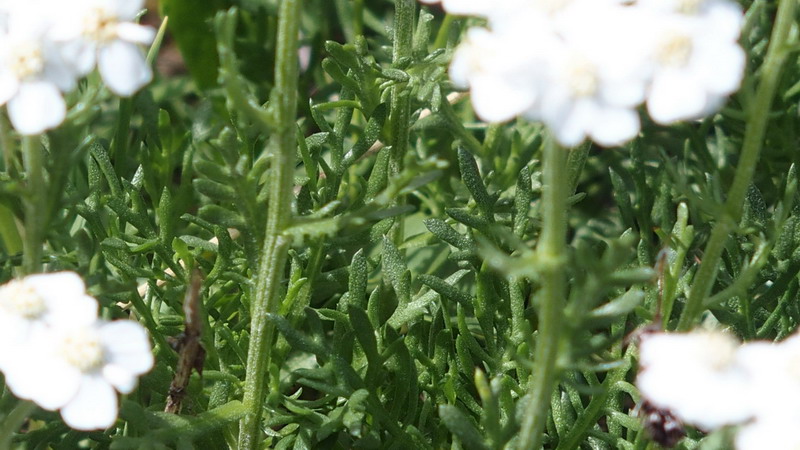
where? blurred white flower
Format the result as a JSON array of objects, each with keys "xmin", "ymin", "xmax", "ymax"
[
  {"xmin": 637, "ymin": 330, "xmax": 755, "ymax": 430},
  {"xmin": 0, "ymin": 272, "xmax": 96, "ymax": 374},
  {"xmin": 637, "ymin": 329, "xmax": 800, "ymax": 448},
  {"xmin": 52, "ymin": 0, "xmax": 155, "ymax": 96},
  {"xmin": 734, "ymin": 334, "xmax": 800, "ymax": 447},
  {"xmin": 417, "ymin": 0, "xmax": 746, "ymax": 147},
  {"xmin": 5, "ymin": 317, "xmax": 154, "ymax": 430},
  {"xmin": 0, "ymin": 272, "xmax": 153, "ymax": 431},
  {"xmin": 0, "ymin": 4, "xmax": 76, "ymax": 135},
  {"xmin": 736, "ymin": 417, "xmax": 800, "ymax": 450},
  {"xmin": 449, "ymin": 26, "xmax": 545, "ymax": 123},
  {"xmin": 418, "ymin": 0, "xmax": 505, "ymax": 16},
  {"xmin": 642, "ymin": 4, "xmax": 745, "ymax": 124}
]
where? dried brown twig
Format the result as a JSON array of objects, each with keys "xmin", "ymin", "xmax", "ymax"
[{"xmin": 164, "ymin": 270, "xmax": 206, "ymax": 414}]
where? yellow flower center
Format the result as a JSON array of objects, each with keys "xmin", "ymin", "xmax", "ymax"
[
  {"xmin": 61, "ymin": 328, "xmax": 105, "ymax": 372},
  {"xmin": 8, "ymin": 42, "xmax": 44, "ymax": 80},
  {"xmin": 0, "ymin": 280, "xmax": 46, "ymax": 319},
  {"xmin": 82, "ymin": 7, "xmax": 119, "ymax": 43},
  {"xmin": 677, "ymin": 0, "xmax": 703, "ymax": 14},
  {"xmin": 657, "ymin": 31, "xmax": 693, "ymax": 68},
  {"xmin": 565, "ymin": 55, "xmax": 598, "ymax": 97}
]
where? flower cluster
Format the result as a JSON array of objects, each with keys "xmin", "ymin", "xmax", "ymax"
[
  {"xmin": 0, "ymin": 272, "xmax": 153, "ymax": 431},
  {"xmin": 637, "ymin": 330, "xmax": 800, "ymax": 449},
  {"xmin": 420, "ymin": 0, "xmax": 746, "ymax": 147},
  {"xmin": 0, "ymin": 0, "xmax": 155, "ymax": 135}
]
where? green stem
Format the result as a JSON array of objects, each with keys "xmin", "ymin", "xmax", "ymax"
[
  {"xmin": 677, "ymin": 0, "xmax": 797, "ymax": 330},
  {"xmin": 21, "ymin": 136, "xmax": 44, "ymax": 274},
  {"xmin": 519, "ymin": 138, "xmax": 569, "ymax": 450},
  {"xmin": 389, "ymin": 0, "xmax": 414, "ymax": 177},
  {"xmin": 237, "ymin": 0, "xmax": 300, "ymax": 448},
  {"xmin": 0, "ymin": 400, "xmax": 36, "ymax": 450},
  {"xmin": 388, "ymin": 0, "xmax": 414, "ymax": 244}
]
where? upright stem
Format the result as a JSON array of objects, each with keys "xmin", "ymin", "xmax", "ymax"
[
  {"xmin": 388, "ymin": 0, "xmax": 414, "ymax": 243},
  {"xmin": 677, "ymin": 0, "xmax": 797, "ymax": 330},
  {"xmin": 519, "ymin": 138, "xmax": 568, "ymax": 450},
  {"xmin": 389, "ymin": 0, "xmax": 413, "ymax": 177},
  {"xmin": 238, "ymin": 0, "xmax": 300, "ymax": 448},
  {"xmin": 21, "ymin": 136, "xmax": 44, "ymax": 274}
]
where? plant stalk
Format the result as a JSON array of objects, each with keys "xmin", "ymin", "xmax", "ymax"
[
  {"xmin": 388, "ymin": 0, "xmax": 414, "ymax": 244},
  {"xmin": 389, "ymin": 0, "xmax": 414, "ymax": 177},
  {"xmin": 677, "ymin": 0, "xmax": 797, "ymax": 330},
  {"xmin": 21, "ymin": 136, "xmax": 44, "ymax": 274},
  {"xmin": 519, "ymin": 138, "xmax": 569, "ymax": 450},
  {"xmin": 237, "ymin": 0, "xmax": 300, "ymax": 447}
]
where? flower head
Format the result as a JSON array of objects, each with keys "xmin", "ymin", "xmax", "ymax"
[
  {"xmin": 0, "ymin": 4, "xmax": 77, "ymax": 135},
  {"xmin": 53, "ymin": 0, "xmax": 155, "ymax": 96},
  {"xmin": 0, "ymin": 272, "xmax": 97, "ymax": 372},
  {"xmin": 642, "ymin": 4, "xmax": 745, "ymax": 124},
  {"xmin": 420, "ymin": 0, "xmax": 746, "ymax": 147},
  {"xmin": 637, "ymin": 330, "xmax": 754, "ymax": 430},
  {"xmin": 0, "ymin": 272, "xmax": 153, "ymax": 431}
]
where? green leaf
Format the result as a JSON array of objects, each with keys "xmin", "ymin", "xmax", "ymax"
[
  {"xmin": 382, "ymin": 237, "xmax": 411, "ymax": 304},
  {"xmin": 458, "ymin": 148, "xmax": 495, "ymax": 218},
  {"xmin": 588, "ymin": 289, "xmax": 645, "ymax": 324},
  {"xmin": 387, "ymin": 270, "xmax": 470, "ymax": 329},
  {"xmin": 439, "ymin": 405, "xmax": 488, "ymax": 450}
]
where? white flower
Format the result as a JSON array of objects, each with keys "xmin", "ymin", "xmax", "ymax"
[
  {"xmin": 525, "ymin": 3, "xmax": 650, "ymax": 147},
  {"xmin": 737, "ymin": 335, "xmax": 800, "ymax": 420},
  {"xmin": 736, "ymin": 417, "xmax": 800, "ymax": 450},
  {"xmin": 422, "ymin": 0, "xmax": 747, "ymax": 146},
  {"xmin": 0, "ymin": 4, "xmax": 76, "ymax": 135},
  {"xmin": 0, "ymin": 271, "xmax": 153, "ymax": 431},
  {"xmin": 4, "ymin": 318, "xmax": 154, "ymax": 430},
  {"xmin": 448, "ymin": 26, "xmax": 545, "ymax": 122},
  {"xmin": 636, "ymin": 330, "xmax": 754, "ymax": 430},
  {"xmin": 0, "ymin": 272, "xmax": 96, "ymax": 374},
  {"xmin": 418, "ymin": 0, "xmax": 512, "ymax": 16},
  {"xmin": 642, "ymin": 3, "xmax": 745, "ymax": 124},
  {"xmin": 53, "ymin": 0, "xmax": 155, "ymax": 97}
]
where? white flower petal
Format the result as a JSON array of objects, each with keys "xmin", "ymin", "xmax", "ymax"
[
  {"xmin": 0, "ymin": 71, "xmax": 19, "ymax": 105},
  {"xmin": 98, "ymin": 40, "xmax": 152, "ymax": 97},
  {"xmin": 26, "ymin": 272, "xmax": 98, "ymax": 326},
  {"xmin": 26, "ymin": 272, "xmax": 85, "ymax": 301},
  {"xmin": 647, "ymin": 71, "xmax": 707, "ymax": 124},
  {"xmin": 102, "ymin": 364, "xmax": 138, "ymax": 394},
  {"xmin": 4, "ymin": 348, "xmax": 82, "ymax": 410},
  {"xmin": 470, "ymin": 74, "xmax": 536, "ymax": 123},
  {"xmin": 99, "ymin": 320, "xmax": 154, "ymax": 375},
  {"xmin": 116, "ymin": 23, "xmax": 156, "ymax": 45},
  {"xmin": 549, "ymin": 100, "xmax": 594, "ymax": 147},
  {"xmin": 60, "ymin": 375, "xmax": 118, "ymax": 430},
  {"xmin": 7, "ymin": 81, "xmax": 66, "ymax": 135},
  {"xmin": 59, "ymin": 39, "xmax": 98, "ymax": 76},
  {"xmin": 695, "ymin": 43, "xmax": 745, "ymax": 96},
  {"xmin": 588, "ymin": 107, "xmax": 640, "ymax": 147}
]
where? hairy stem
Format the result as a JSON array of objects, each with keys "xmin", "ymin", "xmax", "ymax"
[
  {"xmin": 238, "ymin": 0, "xmax": 300, "ymax": 447},
  {"xmin": 388, "ymin": 0, "xmax": 414, "ymax": 243},
  {"xmin": 677, "ymin": 0, "xmax": 797, "ymax": 330},
  {"xmin": 519, "ymin": 138, "xmax": 569, "ymax": 449},
  {"xmin": 21, "ymin": 136, "xmax": 44, "ymax": 275}
]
